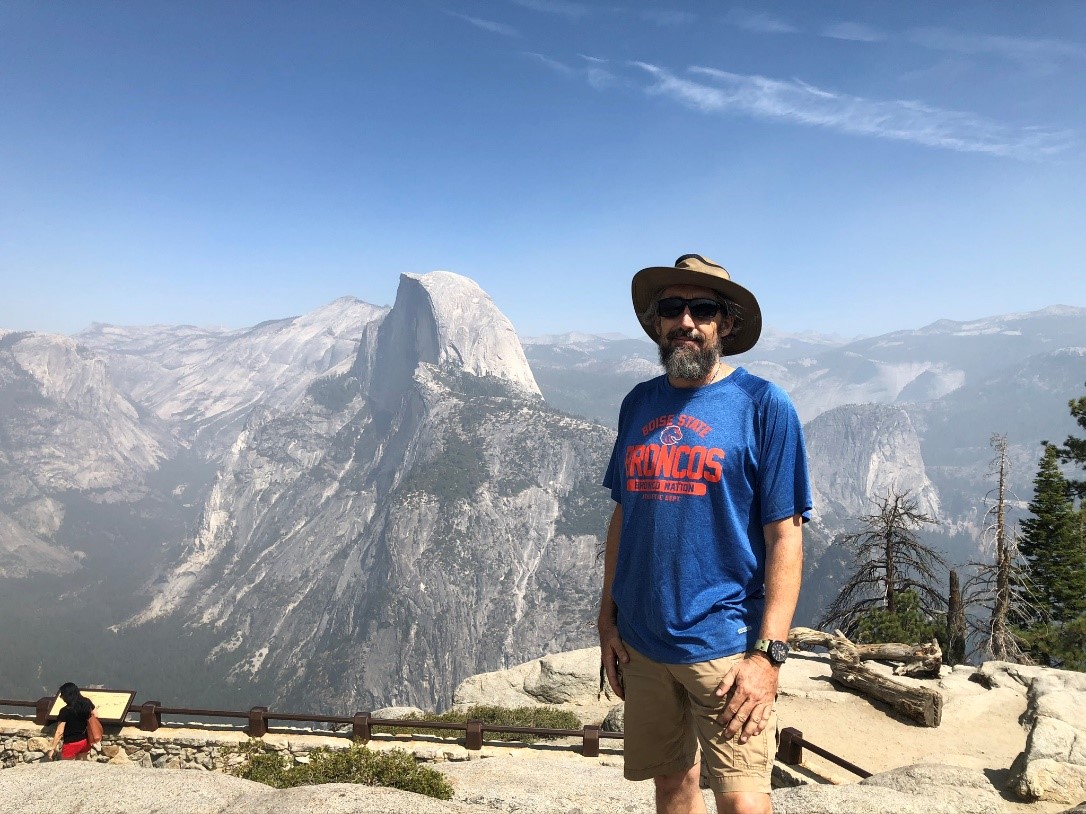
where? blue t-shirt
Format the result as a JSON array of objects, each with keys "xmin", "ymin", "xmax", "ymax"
[{"xmin": 603, "ymin": 367, "xmax": 812, "ymax": 664}]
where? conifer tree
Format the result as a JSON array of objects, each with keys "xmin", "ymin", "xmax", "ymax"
[
  {"xmin": 1057, "ymin": 384, "xmax": 1086, "ymax": 498},
  {"xmin": 1018, "ymin": 443, "xmax": 1085, "ymax": 622},
  {"xmin": 1016, "ymin": 442, "xmax": 1086, "ymax": 668}
]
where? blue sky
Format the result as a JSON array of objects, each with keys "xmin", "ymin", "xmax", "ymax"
[{"xmin": 2, "ymin": 1, "xmax": 1085, "ymax": 340}]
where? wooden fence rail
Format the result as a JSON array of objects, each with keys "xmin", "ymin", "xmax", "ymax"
[{"xmin": 2, "ymin": 697, "xmax": 869, "ymax": 776}]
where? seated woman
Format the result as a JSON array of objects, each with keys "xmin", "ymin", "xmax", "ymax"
[{"xmin": 48, "ymin": 682, "xmax": 97, "ymax": 761}]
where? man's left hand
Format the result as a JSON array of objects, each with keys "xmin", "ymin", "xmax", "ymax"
[{"xmin": 714, "ymin": 654, "xmax": 779, "ymax": 743}]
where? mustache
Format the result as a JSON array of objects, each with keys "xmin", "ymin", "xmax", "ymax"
[{"xmin": 666, "ymin": 327, "xmax": 703, "ymax": 342}]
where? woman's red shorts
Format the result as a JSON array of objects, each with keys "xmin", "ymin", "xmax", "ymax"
[{"xmin": 61, "ymin": 739, "xmax": 90, "ymax": 759}]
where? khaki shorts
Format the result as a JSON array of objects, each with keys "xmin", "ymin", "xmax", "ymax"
[{"xmin": 621, "ymin": 645, "xmax": 776, "ymax": 794}]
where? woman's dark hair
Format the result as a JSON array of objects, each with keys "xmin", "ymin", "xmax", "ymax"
[{"xmin": 58, "ymin": 682, "xmax": 93, "ymax": 717}]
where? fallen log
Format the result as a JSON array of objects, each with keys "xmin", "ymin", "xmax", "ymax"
[
  {"xmin": 829, "ymin": 642, "xmax": 944, "ymax": 727},
  {"xmin": 788, "ymin": 627, "xmax": 944, "ymax": 727}
]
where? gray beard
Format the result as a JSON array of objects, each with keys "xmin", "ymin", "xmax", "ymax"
[{"xmin": 659, "ymin": 338, "xmax": 721, "ymax": 381}]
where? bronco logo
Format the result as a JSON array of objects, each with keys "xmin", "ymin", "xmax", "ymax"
[{"xmin": 659, "ymin": 425, "xmax": 683, "ymax": 446}]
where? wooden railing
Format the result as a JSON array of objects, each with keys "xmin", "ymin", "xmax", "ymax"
[
  {"xmin": 0, "ymin": 697, "xmax": 618, "ymax": 757},
  {"xmin": 2, "ymin": 698, "xmax": 870, "ymax": 776},
  {"xmin": 776, "ymin": 726, "xmax": 872, "ymax": 779}
]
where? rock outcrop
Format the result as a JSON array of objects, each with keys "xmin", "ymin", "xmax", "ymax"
[
  {"xmin": 773, "ymin": 764, "xmax": 1005, "ymax": 814},
  {"xmin": 1009, "ymin": 668, "xmax": 1086, "ymax": 804},
  {"xmin": 453, "ymin": 647, "xmax": 618, "ymax": 722},
  {"xmin": 0, "ymin": 762, "xmax": 480, "ymax": 814}
]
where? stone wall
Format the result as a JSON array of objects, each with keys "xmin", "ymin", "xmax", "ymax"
[{"xmin": 0, "ymin": 715, "xmax": 491, "ymax": 773}]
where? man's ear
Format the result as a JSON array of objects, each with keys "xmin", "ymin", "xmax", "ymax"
[{"xmin": 719, "ymin": 315, "xmax": 735, "ymax": 338}]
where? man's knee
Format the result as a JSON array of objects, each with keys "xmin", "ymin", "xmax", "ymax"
[
  {"xmin": 713, "ymin": 791, "xmax": 772, "ymax": 814},
  {"xmin": 654, "ymin": 762, "xmax": 701, "ymax": 794}
]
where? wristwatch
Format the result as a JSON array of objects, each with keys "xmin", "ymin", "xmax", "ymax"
[{"xmin": 752, "ymin": 638, "xmax": 789, "ymax": 665}]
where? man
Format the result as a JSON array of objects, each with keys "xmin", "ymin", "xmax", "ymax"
[{"xmin": 599, "ymin": 254, "xmax": 811, "ymax": 814}]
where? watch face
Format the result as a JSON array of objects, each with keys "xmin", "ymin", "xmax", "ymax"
[{"xmin": 768, "ymin": 640, "xmax": 789, "ymax": 664}]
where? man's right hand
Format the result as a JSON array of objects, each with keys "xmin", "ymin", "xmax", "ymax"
[{"xmin": 598, "ymin": 617, "xmax": 629, "ymax": 700}]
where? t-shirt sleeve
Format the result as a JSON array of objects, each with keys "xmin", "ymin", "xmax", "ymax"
[
  {"xmin": 603, "ymin": 389, "xmax": 635, "ymax": 502},
  {"xmin": 757, "ymin": 384, "xmax": 813, "ymax": 525},
  {"xmin": 58, "ymin": 707, "xmax": 71, "ymax": 724}
]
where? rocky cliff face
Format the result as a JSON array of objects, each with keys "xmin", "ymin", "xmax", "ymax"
[
  {"xmin": 126, "ymin": 272, "xmax": 609, "ymax": 710},
  {"xmin": 805, "ymin": 403, "xmax": 939, "ymax": 533},
  {"xmin": 793, "ymin": 403, "xmax": 940, "ymax": 626},
  {"xmin": 0, "ymin": 331, "xmax": 168, "ymax": 576}
]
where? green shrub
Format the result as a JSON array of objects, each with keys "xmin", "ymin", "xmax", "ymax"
[
  {"xmin": 374, "ymin": 704, "xmax": 583, "ymax": 744},
  {"xmin": 228, "ymin": 740, "xmax": 453, "ymax": 800},
  {"xmin": 854, "ymin": 589, "xmax": 946, "ymax": 648}
]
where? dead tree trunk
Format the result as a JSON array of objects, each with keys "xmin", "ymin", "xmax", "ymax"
[
  {"xmin": 789, "ymin": 627, "xmax": 944, "ymax": 727},
  {"xmin": 947, "ymin": 569, "xmax": 966, "ymax": 665}
]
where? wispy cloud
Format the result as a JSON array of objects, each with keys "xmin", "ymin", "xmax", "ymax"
[
  {"xmin": 524, "ymin": 51, "xmax": 576, "ymax": 77},
  {"xmin": 509, "ymin": 0, "xmax": 589, "ymax": 19},
  {"xmin": 447, "ymin": 11, "xmax": 520, "ymax": 37},
  {"xmin": 640, "ymin": 10, "xmax": 696, "ymax": 27},
  {"xmin": 908, "ymin": 27, "xmax": 1086, "ymax": 73},
  {"xmin": 822, "ymin": 22, "xmax": 885, "ymax": 43},
  {"xmin": 628, "ymin": 62, "xmax": 1071, "ymax": 160},
  {"xmin": 578, "ymin": 54, "xmax": 616, "ymax": 89},
  {"xmin": 524, "ymin": 52, "xmax": 616, "ymax": 89},
  {"xmin": 724, "ymin": 9, "xmax": 796, "ymax": 35}
]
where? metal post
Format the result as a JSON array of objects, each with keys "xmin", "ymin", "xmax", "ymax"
[
  {"xmin": 352, "ymin": 712, "xmax": 371, "ymax": 743},
  {"xmin": 465, "ymin": 719, "xmax": 483, "ymax": 750},
  {"xmin": 139, "ymin": 701, "xmax": 162, "ymax": 732},
  {"xmin": 35, "ymin": 697, "xmax": 53, "ymax": 726},
  {"xmin": 582, "ymin": 725, "xmax": 600, "ymax": 758},
  {"xmin": 247, "ymin": 706, "xmax": 268, "ymax": 738},
  {"xmin": 776, "ymin": 727, "xmax": 803, "ymax": 765}
]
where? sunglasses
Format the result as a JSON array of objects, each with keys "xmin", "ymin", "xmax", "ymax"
[{"xmin": 656, "ymin": 297, "xmax": 727, "ymax": 320}]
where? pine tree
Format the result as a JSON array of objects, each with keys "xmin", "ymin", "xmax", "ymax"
[
  {"xmin": 1057, "ymin": 384, "xmax": 1086, "ymax": 499},
  {"xmin": 1019, "ymin": 444, "xmax": 1084, "ymax": 622},
  {"xmin": 1017, "ymin": 443, "xmax": 1086, "ymax": 668}
]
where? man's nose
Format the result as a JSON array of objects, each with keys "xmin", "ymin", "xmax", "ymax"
[{"xmin": 677, "ymin": 307, "xmax": 697, "ymax": 327}]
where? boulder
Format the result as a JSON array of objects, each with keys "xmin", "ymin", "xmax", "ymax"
[
  {"xmin": 971, "ymin": 661, "xmax": 1048, "ymax": 692},
  {"xmin": 1009, "ymin": 669, "xmax": 1086, "ymax": 804},
  {"xmin": 601, "ymin": 703, "xmax": 624, "ymax": 733},
  {"xmin": 522, "ymin": 650, "xmax": 601, "ymax": 705},
  {"xmin": 773, "ymin": 764, "xmax": 1004, "ymax": 814},
  {"xmin": 372, "ymin": 706, "xmax": 426, "ymax": 719},
  {"xmin": 452, "ymin": 647, "xmax": 617, "ymax": 722}
]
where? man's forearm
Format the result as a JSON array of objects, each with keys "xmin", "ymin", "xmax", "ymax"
[{"xmin": 759, "ymin": 514, "xmax": 804, "ymax": 642}]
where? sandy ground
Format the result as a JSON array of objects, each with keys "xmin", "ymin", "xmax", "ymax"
[{"xmin": 774, "ymin": 651, "xmax": 1068, "ymax": 812}]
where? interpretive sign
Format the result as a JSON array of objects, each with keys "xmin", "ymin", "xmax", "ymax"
[{"xmin": 48, "ymin": 689, "xmax": 136, "ymax": 724}]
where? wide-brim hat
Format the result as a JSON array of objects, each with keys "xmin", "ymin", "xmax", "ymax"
[{"xmin": 632, "ymin": 253, "xmax": 762, "ymax": 355}]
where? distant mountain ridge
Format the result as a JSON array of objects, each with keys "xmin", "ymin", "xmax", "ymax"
[
  {"xmin": 0, "ymin": 288, "xmax": 1083, "ymax": 710},
  {"xmin": 77, "ymin": 296, "xmax": 387, "ymax": 454}
]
